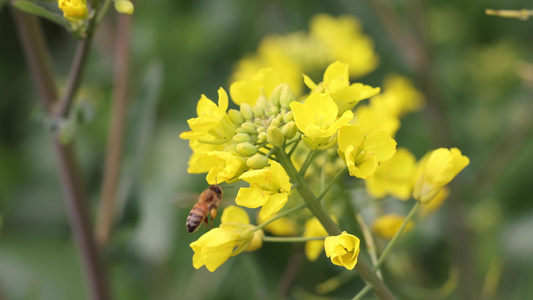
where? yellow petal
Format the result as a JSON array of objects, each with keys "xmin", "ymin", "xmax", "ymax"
[
  {"xmin": 364, "ymin": 130, "xmax": 397, "ymax": 162},
  {"xmin": 221, "ymin": 206, "xmax": 250, "ymax": 225},
  {"xmin": 235, "ymin": 187, "xmax": 269, "ymax": 208},
  {"xmin": 259, "ymin": 192, "xmax": 289, "ymax": 220}
]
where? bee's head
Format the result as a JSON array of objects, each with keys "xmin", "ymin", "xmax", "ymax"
[{"xmin": 209, "ymin": 185, "xmax": 223, "ymax": 197}]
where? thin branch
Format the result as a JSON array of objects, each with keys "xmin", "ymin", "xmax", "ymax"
[
  {"xmin": 96, "ymin": 11, "xmax": 133, "ymax": 248},
  {"xmin": 12, "ymin": 9, "xmax": 110, "ymax": 300},
  {"xmin": 55, "ymin": 39, "xmax": 93, "ymax": 118}
]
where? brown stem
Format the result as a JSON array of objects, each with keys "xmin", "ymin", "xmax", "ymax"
[
  {"xmin": 96, "ymin": 12, "xmax": 132, "ymax": 248},
  {"xmin": 275, "ymin": 246, "xmax": 303, "ymax": 297},
  {"xmin": 55, "ymin": 39, "xmax": 93, "ymax": 118},
  {"xmin": 12, "ymin": 9, "xmax": 111, "ymax": 300}
]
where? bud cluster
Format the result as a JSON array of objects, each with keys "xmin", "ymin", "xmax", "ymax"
[{"xmin": 224, "ymin": 84, "xmax": 299, "ymax": 168}]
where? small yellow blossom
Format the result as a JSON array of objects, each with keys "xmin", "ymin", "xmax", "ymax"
[
  {"xmin": 372, "ymin": 214, "xmax": 414, "ymax": 239},
  {"xmin": 290, "ymin": 93, "xmax": 353, "ymax": 149},
  {"xmin": 114, "ymin": 0, "xmax": 134, "ymax": 14},
  {"xmin": 365, "ymin": 148, "xmax": 417, "ymax": 200},
  {"xmin": 230, "ymin": 68, "xmax": 282, "ymax": 106},
  {"xmin": 58, "ymin": 0, "xmax": 88, "ymax": 22},
  {"xmin": 202, "ymin": 151, "xmax": 248, "ymax": 184},
  {"xmin": 337, "ymin": 125, "xmax": 397, "ymax": 179},
  {"xmin": 413, "ymin": 148, "xmax": 469, "ymax": 203},
  {"xmin": 304, "ymin": 61, "xmax": 380, "ymax": 114},
  {"xmin": 235, "ymin": 161, "xmax": 292, "ymax": 219},
  {"xmin": 257, "ymin": 214, "xmax": 299, "ymax": 236},
  {"xmin": 324, "ymin": 231, "xmax": 361, "ymax": 270},
  {"xmin": 191, "ymin": 206, "xmax": 260, "ymax": 272}
]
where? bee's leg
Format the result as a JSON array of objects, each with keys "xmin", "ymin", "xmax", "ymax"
[{"xmin": 203, "ymin": 217, "xmax": 208, "ymax": 228}]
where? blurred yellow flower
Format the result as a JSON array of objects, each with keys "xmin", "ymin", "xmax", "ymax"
[
  {"xmin": 191, "ymin": 206, "xmax": 260, "ymax": 272},
  {"xmin": 352, "ymin": 103, "xmax": 401, "ymax": 137},
  {"xmin": 370, "ymin": 74, "xmax": 425, "ymax": 118},
  {"xmin": 420, "ymin": 187, "xmax": 450, "ymax": 218},
  {"xmin": 304, "ymin": 61, "xmax": 380, "ymax": 114},
  {"xmin": 337, "ymin": 125, "xmax": 396, "ymax": 179},
  {"xmin": 290, "ymin": 93, "xmax": 353, "ymax": 149},
  {"xmin": 303, "ymin": 217, "xmax": 330, "ymax": 261},
  {"xmin": 372, "ymin": 214, "xmax": 414, "ymax": 239},
  {"xmin": 365, "ymin": 148, "xmax": 417, "ymax": 200},
  {"xmin": 413, "ymin": 148, "xmax": 469, "ymax": 203},
  {"xmin": 58, "ymin": 0, "xmax": 88, "ymax": 22},
  {"xmin": 235, "ymin": 161, "xmax": 292, "ymax": 219},
  {"xmin": 310, "ymin": 14, "xmax": 378, "ymax": 78},
  {"xmin": 114, "ymin": 0, "xmax": 134, "ymax": 14},
  {"xmin": 230, "ymin": 68, "xmax": 282, "ymax": 106},
  {"xmin": 257, "ymin": 214, "xmax": 299, "ymax": 236},
  {"xmin": 324, "ymin": 231, "xmax": 361, "ymax": 270}
]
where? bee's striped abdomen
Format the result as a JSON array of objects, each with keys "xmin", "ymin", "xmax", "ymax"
[{"xmin": 187, "ymin": 204, "xmax": 208, "ymax": 233}]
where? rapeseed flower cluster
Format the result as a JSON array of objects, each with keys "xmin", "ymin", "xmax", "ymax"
[{"xmin": 181, "ymin": 15, "xmax": 469, "ymax": 283}]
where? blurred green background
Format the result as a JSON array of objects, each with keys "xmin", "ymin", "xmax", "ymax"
[{"xmin": 1, "ymin": 0, "xmax": 533, "ymax": 299}]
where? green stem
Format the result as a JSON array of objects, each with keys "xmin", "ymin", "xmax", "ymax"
[
  {"xmin": 374, "ymin": 201, "xmax": 421, "ymax": 271},
  {"xmin": 254, "ymin": 203, "xmax": 307, "ymax": 231},
  {"xmin": 298, "ymin": 149, "xmax": 318, "ymax": 176},
  {"xmin": 95, "ymin": 0, "xmax": 113, "ymax": 25},
  {"xmin": 262, "ymin": 236, "xmax": 326, "ymax": 242},
  {"xmin": 356, "ymin": 214, "xmax": 381, "ymax": 279},
  {"xmin": 317, "ymin": 166, "xmax": 347, "ymax": 203},
  {"xmin": 277, "ymin": 146, "xmax": 396, "ymax": 300},
  {"xmin": 353, "ymin": 285, "xmax": 372, "ymax": 300},
  {"xmin": 276, "ymin": 147, "xmax": 340, "ymax": 235},
  {"xmin": 288, "ymin": 137, "xmax": 301, "ymax": 158}
]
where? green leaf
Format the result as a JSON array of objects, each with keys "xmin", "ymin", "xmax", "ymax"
[{"xmin": 12, "ymin": 0, "xmax": 68, "ymax": 27}]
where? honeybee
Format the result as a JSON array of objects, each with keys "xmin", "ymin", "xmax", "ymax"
[{"xmin": 186, "ymin": 185, "xmax": 223, "ymax": 233}]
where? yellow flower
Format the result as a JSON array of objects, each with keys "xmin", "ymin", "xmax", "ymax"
[
  {"xmin": 257, "ymin": 214, "xmax": 299, "ymax": 236},
  {"xmin": 370, "ymin": 74, "xmax": 425, "ymax": 118},
  {"xmin": 290, "ymin": 93, "xmax": 353, "ymax": 149},
  {"xmin": 191, "ymin": 206, "xmax": 259, "ymax": 272},
  {"xmin": 201, "ymin": 151, "xmax": 248, "ymax": 184},
  {"xmin": 365, "ymin": 148, "xmax": 417, "ymax": 200},
  {"xmin": 58, "ymin": 0, "xmax": 88, "ymax": 21},
  {"xmin": 303, "ymin": 217, "xmax": 328, "ymax": 261},
  {"xmin": 220, "ymin": 206, "xmax": 263, "ymax": 252},
  {"xmin": 413, "ymin": 148, "xmax": 469, "ymax": 203},
  {"xmin": 310, "ymin": 14, "xmax": 378, "ymax": 78},
  {"xmin": 235, "ymin": 161, "xmax": 292, "ymax": 219},
  {"xmin": 337, "ymin": 125, "xmax": 396, "ymax": 179},
  {"xmin": 352, "ymin": 103, "xmax": 401, "ymax": 137},
  {"xmin": 114, "ymin": 0, "xmax": 134, "ymax": 14},
  {"xmin": 324, "ymin": 231, "xmax": 361, "ymax": 270},
  {"xmin": 420, "ymin": 187, "xmax": 450, "ymax": 218},
  {"xmin": 230, "ymin": 68, "xmax": 283, "ymax": 106},
  {"xmin": 181, "ymin": 88, "xmax": 231, "ymax": 136},
  {"xmin": 304, "ymin": 61, "xmax": 380, "ymax": 114},
  {"xmin": 372, "ymin": 214, "xmax": 414, "ymax": 239}
]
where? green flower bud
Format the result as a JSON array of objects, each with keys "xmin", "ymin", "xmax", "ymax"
[
  {"xmin": 283, "ymin": 111, "xmax": 294, "ymax": 123},
  {"xmin": 258, "ymin": 131, "xmax": 267, "ymax": 142},
  {"xmin": 241, "ymin": 122, "xmax": 255, "ymax": 134},
  {"xmin": 228, "ymin": 109, "xmax": 244, "ymax": 125},
  {"xmin": 279, "ymin": 84, "xmax": 296, "ymax": 108},
  {"xmin": 253, "ymin": 95, "xmax": 268, "ymax": 117},
  {"xmin": 240, "ymin": 103, "xmax": 254, "ymax": 120},
  {"xmin": 254, "ymin": 118, "xmax": 263, "ymax": 126},
  {"xmin": 247, "ymin": 154, "xmax": 269, "ymax": 169},
  {"xmin": 236, "ymin": 142, "xmax": 258, "ymax": 157},
  {"xmin": 233, "ymin": 133, "xmax": 251, "ymax": 143},
  {"xmin": 271, "ymin": 115, "xmax": 283, "ymax": 127},
  {"xmin": 270, "ymin": 84, "xmax": 283, "ymax": 107},
  {"xmin": 256, "ymin": 126, "xmax": 266, "ymax": 133},
  {"xmin": 235, "ymin": 128, "xmax": 247, "ymax": 134},
  {"xmin": 267, "ymin": 126, "xmax": 284, "ymax": 147},
  {"xmin": 270, "ymin": 106, "xmax": 280, "ymax": 115},
  {"xmin": 282, "ymin": 121, "xmax": 297, "ymax": 139}
]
